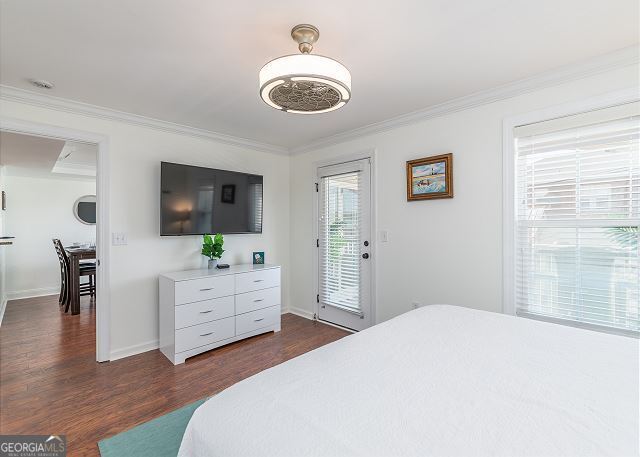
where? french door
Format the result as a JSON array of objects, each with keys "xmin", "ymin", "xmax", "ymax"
[{"xmin": 317, "ymin": 158, "xmax": 372, "ymax": 331}]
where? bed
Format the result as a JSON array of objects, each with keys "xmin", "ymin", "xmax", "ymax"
[{"xmin": 178, "ymin": 305, "xmax": 638, "ymax": 457}]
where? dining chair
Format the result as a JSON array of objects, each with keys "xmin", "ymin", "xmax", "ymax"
[
  {"xmin": 52, "ymin": 239, "xmax": 96, "ymax": 312},
  {"xmin": 52, "ymin": 239, "xmax": 68, "ymax": 307}
]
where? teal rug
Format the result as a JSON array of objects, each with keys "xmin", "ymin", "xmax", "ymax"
[{"xmin": 98, "ymin": 398, "xmax": 206, "ymax": 457}]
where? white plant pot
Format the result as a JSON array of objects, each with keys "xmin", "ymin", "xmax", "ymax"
[{"xmin": 208, "ymin": 259, "xmax": 218, "ymax": 269}]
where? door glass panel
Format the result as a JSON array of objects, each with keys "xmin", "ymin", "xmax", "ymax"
[{"xmin": 319, "ymin": 171, "xmax": 361, "ymax": 312}]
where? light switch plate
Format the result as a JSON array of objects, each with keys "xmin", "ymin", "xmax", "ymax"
[
  {"xmin": 112, "ymin": 232, "xmax": 127, "ymax": 246},
  {"xmin": 379, "ymin": 230, "xmax": 389, "ymax": 242}
]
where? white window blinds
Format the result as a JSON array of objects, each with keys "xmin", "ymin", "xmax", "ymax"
[
  {"xmin": 318, "ymin": 168, "xmax": 363, "ymax": 314},
  {"xmin": 513, "ymin": 102, "xmax": 639, "ymax": 336}
]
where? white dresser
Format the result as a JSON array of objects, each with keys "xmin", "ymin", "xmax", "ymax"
[{"xmin": 159, "ymin": 264, "xmax": 281, "ymax": 364}]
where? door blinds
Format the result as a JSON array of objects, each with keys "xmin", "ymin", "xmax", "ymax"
[{"xmin": 318, "ymin": 168, "xmax": 363, "ymax": 314}]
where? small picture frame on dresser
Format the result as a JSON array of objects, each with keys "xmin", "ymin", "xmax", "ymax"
[{"xmin": 253, "ymin": 251, "xmax": 265, "ymax": 264}]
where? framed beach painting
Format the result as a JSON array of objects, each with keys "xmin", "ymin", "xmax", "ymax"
[{"xmin": 406, "ymin": 153, "xmax": 453, "ymax": 201}]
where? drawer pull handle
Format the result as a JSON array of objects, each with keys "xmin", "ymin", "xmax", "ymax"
[
  {"xmin": 254, "ymin": 318, "xmax": 264, "ymax": 322},
  {"xmin": 253, "ymin": 279, "xmax": 264, "ymax": 283},
  {"xmin": 200, "ymin": 287, "xmax": 214, "ymax": 291},
  {"xmin": 200, "ymin": 310, "xmax": 213, "ymax": 314},
  {"xmin": 253, "ymin": 299, "xmax": 264, "ymax": 302},
  {"xmin": 200, "ymin": 332, "xmax": 213, "ymax": 337}
]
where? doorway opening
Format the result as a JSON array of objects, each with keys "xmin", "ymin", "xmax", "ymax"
[{"xmin": 0, "ymin": 119, "xmax": 110, "ymax": 362}]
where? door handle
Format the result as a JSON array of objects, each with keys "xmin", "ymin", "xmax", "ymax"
[
  {"xmin": 200, "ymin": 332, "xmax": 213, "ymax": 337},
  {"xmin": 362, "ymin": 253, "xmax": 369, "ymax": 259},
  {"xmin": 199, "ymin": 310, "xmax": 213, "ymax": 314}
]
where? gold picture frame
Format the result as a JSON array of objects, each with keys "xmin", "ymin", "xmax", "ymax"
[{"xmin": 406, "ymin": 153, "xmax": 453, "ymax": 201}]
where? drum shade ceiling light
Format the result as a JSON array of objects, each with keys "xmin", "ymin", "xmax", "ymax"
[{"xmin": 259, "ymin": 24, "xmax": 351, "ymax": 114}]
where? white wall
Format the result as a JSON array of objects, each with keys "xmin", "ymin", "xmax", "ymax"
[
  {"xmin": 289, "ymin": 65, "xmax": 638, "ymax": 324},
  {"xmin": 3, "ymin": 175, "xmax": 96, "ymax": 299},
  {"xmin": 0, "ymin": 101, "xmax": 291, "ymax": 358},
  {"xmin": 1, "ymin": 63, "xmax": 635, "ymax": 356}
]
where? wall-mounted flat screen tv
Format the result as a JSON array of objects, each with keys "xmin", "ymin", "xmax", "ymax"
[{"xmin": 160, "ymin": 162, "xmax": 263, "ymax": 236}]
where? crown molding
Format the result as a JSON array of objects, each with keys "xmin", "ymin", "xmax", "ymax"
[
  {"xmin": 0, "ymin": 85, "xmax": 289, "ymax": 155},
  {"xmin": 290, "ymin": 45, "xmax": 640, "ymax": 155},
  {"xmin": 2, "ymin": 46, "xmax": 637, "ymax": 157}
]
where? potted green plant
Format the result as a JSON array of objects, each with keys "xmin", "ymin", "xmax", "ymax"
[{"xmin": 202, "ymin": 233, "xmax": 225, "ymax": 269}]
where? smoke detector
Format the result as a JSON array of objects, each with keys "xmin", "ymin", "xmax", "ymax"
[{"xmin": 29, "ymin": 79, "xmax": 55, "ymax": 89}]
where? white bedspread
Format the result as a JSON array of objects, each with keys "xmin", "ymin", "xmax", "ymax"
[{"xmin": 178, "ymin": 305, "xmax": 639, "ymax": 457}]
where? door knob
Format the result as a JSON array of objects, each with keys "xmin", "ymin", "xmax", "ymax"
[{"xmin": 362, "ymin": 253, "xmax": 369, "ymax": 259}]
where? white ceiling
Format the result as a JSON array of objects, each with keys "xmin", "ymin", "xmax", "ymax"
[
  {"xmin": 0, "ymin": 132, "xmax": 64, "ymax": 177},
  {"xmin": 0, "ymin": 0, "xmax": 638, "ymax": 149},
  {"xmin": 0, "ymin": 131, "xmax": 97, "ymax": 180}
]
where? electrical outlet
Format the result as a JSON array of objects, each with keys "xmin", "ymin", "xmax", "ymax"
[{"xmin": 112, "ymin": 232, "xmax": 128, "ymax": 246}]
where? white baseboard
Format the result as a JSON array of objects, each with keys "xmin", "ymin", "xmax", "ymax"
[
  {"xmin": 110, "ymin": 339, "xmax": 159, "ymax": 361},
  {"xmin": 0, "ymin": 298, "xmax": 6, "ymax": 327},
  {"xmin": 288, "ymin": 306, "xmax": 314, "ymax": 320},
  {"xmin": 6, "ymin": 286, "xmax": 59, "ymax": 301},
  {"xmin": 108, "ymin": 307, "xmax": 332, "ymax": 361}
]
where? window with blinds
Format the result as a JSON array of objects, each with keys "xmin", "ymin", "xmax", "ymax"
[
  {"xmin": 319, "ymin": 171, "xmax": 362, "ymax": 313},
  {"xmin": 513, "ymin": 102, "xmax": 639, "ymax": 336}
]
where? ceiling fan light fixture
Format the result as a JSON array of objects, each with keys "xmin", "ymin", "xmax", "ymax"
[
  {"xmin": 287, "ymin": 101, "xmax": 346, "ymax": 115},
  {"xmin": 259, "ymin": 24, "xmax": 351, "ymax": 114}
]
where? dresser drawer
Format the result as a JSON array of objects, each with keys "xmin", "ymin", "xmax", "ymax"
[
  {"xmin": 235, "ymin": 287, "xmax": 280, "ymax": 315},
  {"xmin": 235, "ymin": 268, "xmax": 280, "ymax": 294},
  {"xmin": 175, "ymin": 296, "xmax": 235, "ymax": 330},
  {"xmin": 174, "ymin": 275, "xmax": 234, "ymax": 305},
  {"xmin": 236, "ymin": 305, "xmax": 280, "ymax": 335},
  {"xmin": 175, "ymin": 316, "xmax": 235, "ymax": 353}
]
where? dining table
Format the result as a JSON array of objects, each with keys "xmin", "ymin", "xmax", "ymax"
[{"xmin": 64, "ymin": 246, "xmax": 96, "ymax": 315}]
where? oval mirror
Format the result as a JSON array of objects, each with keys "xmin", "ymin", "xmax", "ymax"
[{"xmin": 73, "ymin": 195, "xmax": 97, "ymax": 225}]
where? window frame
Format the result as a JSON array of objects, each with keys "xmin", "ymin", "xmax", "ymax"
[{"xmin": 502, "ymin": 88, "xmax": 639, "ymax": 334}]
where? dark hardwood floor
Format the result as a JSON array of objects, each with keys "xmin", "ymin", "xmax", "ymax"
[{"xmin": 0, "ymin": 295, "xmax": 348, "ymax": 456}]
